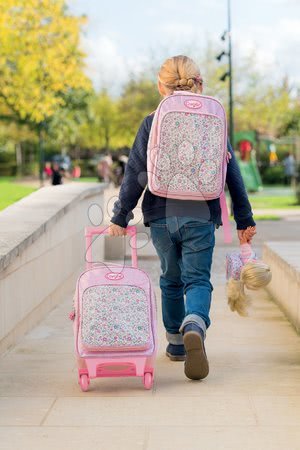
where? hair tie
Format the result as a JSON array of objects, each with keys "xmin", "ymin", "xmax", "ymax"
[{"xmin": 194, "ymin": 75, "xmax": 203, "ymax": 84}]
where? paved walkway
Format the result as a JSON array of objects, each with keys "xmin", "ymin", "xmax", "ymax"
[{"xmin": 1, "ymin": 229, "xmax": 300, "ymax": 450}]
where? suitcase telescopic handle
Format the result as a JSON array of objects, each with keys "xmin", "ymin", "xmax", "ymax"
[{"xmin": 84, "ymin": 225, "xmax": 138, "ymax": 270}]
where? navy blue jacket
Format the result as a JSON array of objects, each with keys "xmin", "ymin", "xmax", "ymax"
[{"xmin": 111, "ymin": 114, "xmax": 256, "ymax": 230}]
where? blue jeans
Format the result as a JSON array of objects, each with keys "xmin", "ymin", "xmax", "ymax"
[{"xmin": 150, "ymin": 216, "xmax": 215, "ymax": 344}]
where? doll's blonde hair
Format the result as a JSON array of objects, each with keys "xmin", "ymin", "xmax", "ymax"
[
  {"xmin": 227, "ymin": 261, "xmax": 272, "ymax": 316},
  {"xmin": 158, "ymin": 55, "xmax": 203, "ymax": 95}
]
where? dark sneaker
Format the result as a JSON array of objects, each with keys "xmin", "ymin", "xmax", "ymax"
[
  {"xmin": 183, "ymin": 323, "xmax": 209, "ymax": 380},
  {"xmin": 166, "ymin": 343, "xmax": 186, "ymax": 361}
]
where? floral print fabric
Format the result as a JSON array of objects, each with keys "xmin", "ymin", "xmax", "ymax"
[
  {"xmin": 226, "ymin": 251, "xmax": 257, "ymax": 281},
  {"xmin": 155, "ymin": 112, "xmax": 224, "ymax": 195},
  {"xmin": 81, "ymin": 285, "xmax": 151, "ymax": 350},
  {"xmin": 226, "ymin": 253, "xmax": 244, "ymax": 281}
]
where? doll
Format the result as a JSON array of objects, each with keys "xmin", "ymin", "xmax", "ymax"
[{"xmin": 226, "ymin": 227, "xmax": 272, "ymax": 316}]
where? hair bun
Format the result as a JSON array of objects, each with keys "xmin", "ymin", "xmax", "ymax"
[
  {"xmin": 158, "ymin": 56, "xmax": 202, "ymax": 94},
  {"xmin": 179, "ymin": 78, "xmax": 187, "ymax": 86}
]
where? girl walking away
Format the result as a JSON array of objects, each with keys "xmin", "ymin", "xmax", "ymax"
[{"xmin": 109, "ymin": 55, "xmax": 256, "ymax": 380}]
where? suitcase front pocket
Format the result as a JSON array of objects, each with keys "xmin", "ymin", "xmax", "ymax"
[{"xmin": 80, "ymin": 285, "xmax": 151, "ymax": 351}]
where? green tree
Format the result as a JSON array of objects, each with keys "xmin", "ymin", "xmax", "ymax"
[
  {"xmin": 0, "ymin": 0, "xmax": 90, "ymax": 124},
  {"xmin": 78, "ymin": 90, "xmax": 121, "ymax": 150},
  {"xmin": 235, "ymin": 74, "xmax": 291, "ymax": 137},
  {"xmin": 279, "ymin": 101, "xmax": 300, "ymax": 136},
  {"xmin": 118, "ymin": 78, "xmax": 160, "ymax": 143},
  {"xmin": 46, "ymin": 88, "xmax": 92, "ymax": 148},
  {"xmin": 0, "ymin": 0, "xmax": 91, "ymax": 177}
]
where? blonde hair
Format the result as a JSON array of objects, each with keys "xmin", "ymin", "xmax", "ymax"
[
  {"xmin": 158, "ymin": 55, "xmax": 203, "ymax": 95},
  {"xmin": 227, "ymin": 261, "xmax": 272, "ymax": 316}
]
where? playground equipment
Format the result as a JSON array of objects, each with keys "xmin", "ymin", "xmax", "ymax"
[
  {"xmin": 234, "ymin": 131, "xmax": 262, "ymax": 192},
  {"xmin": 237, "ymin": 151, "xmax": 263, "ymax": 193}
]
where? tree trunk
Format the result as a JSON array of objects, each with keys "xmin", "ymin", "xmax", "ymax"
[
  {"xmin": 104, "ymin": 126, "xmax": 110, "ymax": 152},
  {"xmin": 15, "ymin": 142, "xmax": 22, "ymax": 177},
  {"xmin": 38, "ymin": 122, "xmax": 45, "ymax": 187},
  {"xmin": 75, "ymin": 145, "xmax": 80, "ymax": 161},
  {"xmin": 61, "ymin": 146, "xmax": 67, "ymax": 156}
]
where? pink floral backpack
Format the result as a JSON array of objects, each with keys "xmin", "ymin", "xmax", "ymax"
[{"xmin": 147, "ymin": 91, "xmax": 232, "ymax": 242}]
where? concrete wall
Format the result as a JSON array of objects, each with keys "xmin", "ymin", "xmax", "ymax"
[
  {"xmin": 0, "ymin": 183, "xmax": 106, "ymax": 353},
  {"xmin": 263, "ymin": 241, "xmax": 300, "ymax": 333}
]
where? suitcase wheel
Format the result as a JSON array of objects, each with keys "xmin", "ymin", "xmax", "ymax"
[
  {"xmin": 79, "ymin": 374, "xmax": 90, "ymax": 392},
  {"xmin": 143, "ymin": 372, "xmax": 153, "ymax": 390}
]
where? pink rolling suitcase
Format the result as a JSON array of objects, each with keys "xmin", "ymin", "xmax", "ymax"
[{"xmin": 69, "ymin": 226, "xmax": 157, "ymax": 391}]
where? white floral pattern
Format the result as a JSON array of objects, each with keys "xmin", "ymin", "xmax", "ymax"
[
  {"xmin": 226, "ymin": 253, "xmax": 244, "ymax": 281},
  {"xmin": 81, "ymin": 285, "xmax": 151, "ymax": 350},
  {"xmin": 178, "ymin": 140, "xmax": 195, "ymax": 165},
  {"xmin": 226, "ymin": 251, "xmax": 257, "ymax": 281},
  {"xmin": 168, "ymin": 173, "xmax": 199, "ymax": 192},
  {"xmin": 155, "ymin": 112, "xmax": 224, "ymax": 195}
]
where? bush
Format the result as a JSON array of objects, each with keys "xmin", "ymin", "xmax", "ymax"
[
  {"xmin": 0, "ymin": 162, "xmax": 17, "ymax": 176},
  {"xmin": 261, "ymin": 165, "xmax": 285, "ymax": 185},
  {"xmin": 77, "ymin": 160, "xmax": 97, "ymax": 177},
  {"xmin": 22, "ymin": 162, "xmax": 39, "ymax": 176}
]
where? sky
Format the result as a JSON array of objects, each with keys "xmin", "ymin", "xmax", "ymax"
[{"xmin": 68, "ymin": 0, "xmax": 300, "ymax": 94}]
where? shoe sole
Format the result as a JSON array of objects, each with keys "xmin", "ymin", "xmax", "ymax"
[
  {"xmin": 183, "ymin": 331, "xmax": 209, "ymax": 380},
  {"xmin": 166, "ymin": 351, "xmax": 186, "ymax": 362}
]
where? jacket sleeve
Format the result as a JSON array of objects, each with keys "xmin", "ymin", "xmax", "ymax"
[
  {"xmin": 226, "ymin": 141, "xmax": 256, "ymax": 229},
  {"xmin": 111, "ymin": 117, "xmax": 150, "ymax": 228}
]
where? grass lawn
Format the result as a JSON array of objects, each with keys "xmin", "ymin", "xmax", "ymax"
[
  {"xmin": 243, "ymin": 215, "xmax": 280, "ymax": 221},
  {"xmin": 230, "ymin": 212, "xmax": 281, "ymax": 221},
  {"xmin": 247, "ymin": 194, "xmax": 299, "ymax": 209},
  {"xmin": 72, "ymin": 177, "xmax": 99, "ymax": 182},
  {"xmin": 0, "ymin": 177, "xmax": 37, "ymax": 211}
]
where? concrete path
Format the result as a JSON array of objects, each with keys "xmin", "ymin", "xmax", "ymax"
[{"xmin": 1, "ymin": 229, "xmax": 300, "ymax": 450}]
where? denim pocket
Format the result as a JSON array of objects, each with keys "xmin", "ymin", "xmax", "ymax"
[
  {"xmin": 150, "ymin": 223, "xmax": 173, "ymax": 253},
  {"xmin": 182, "ymin": 221, "xmax": 215, "ymax": 252}
]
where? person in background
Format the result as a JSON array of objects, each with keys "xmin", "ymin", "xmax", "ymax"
[
  {"xmin": 118, "ymin": 155, "xmax": 126, "ymax": 183},
  {"xmin": 97, "ymin": 156, "xmax": 111, "ymax": 183},
  {"xmin": 51, "ymin": 162, "xmax": 63, "ymax": 186},
  {"xmin": 111, "ymin": 155, "xmax": 125, "ymax": 187},
  {"xmin": 282, "ymin": 152, "xmax": 296, "ymax": 186},
  {"xmin": 44, "ymin": 162, "xmax": 52, "ymax": 180},
  {"xmin": 72, "ymin": 165, "xmax": 81, "ymax": 179}
]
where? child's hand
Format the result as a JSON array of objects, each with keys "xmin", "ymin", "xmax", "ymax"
[
  {"xmin": 237, "ymin": 226, "xmax": 256, "ymax": 244},
  {"xmin": 109, "ymin": 224, "xmax": 127, "ymax": 236}
]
